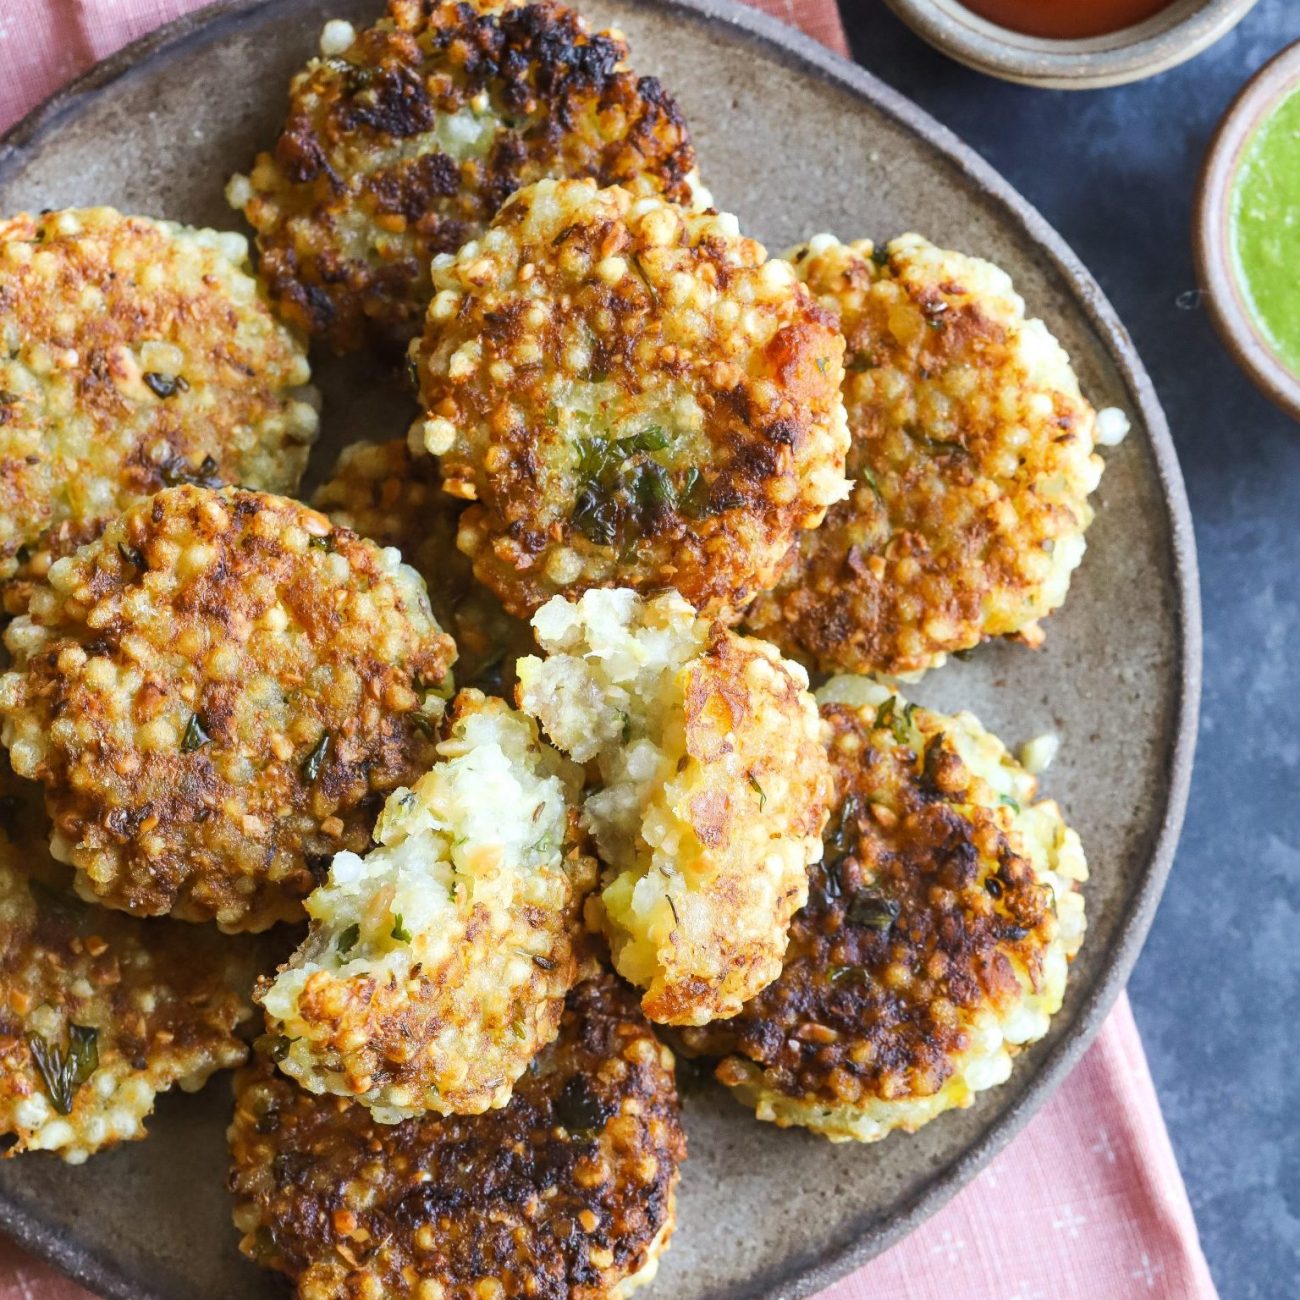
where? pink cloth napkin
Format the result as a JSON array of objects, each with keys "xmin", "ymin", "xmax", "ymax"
[{"xmin": 0, "ymin": 3, "xmax": 1216, "ymax": 1299}]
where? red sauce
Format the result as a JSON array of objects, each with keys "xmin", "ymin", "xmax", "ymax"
[{"xmin": 958, "ymin": 0, "xmax": 1177, "ymax": 39}]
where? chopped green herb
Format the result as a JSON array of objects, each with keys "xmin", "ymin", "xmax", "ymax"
[
  {"xmin": 160, "ymin": 453, "xmax": 221, "ymax": 488},
  {"xmin": 625, "ymin": 426, "xmax": 668, "ymax": 454},
  {"xmin": 620, "ymin": 712, "xmax": 632, "ymax": 743},
  {"xmin": 747, "ymin": 772, "xmax": 767, "ymax": 810},
  {"xmin": 575, "ymin": 427, "xmax": 668, "ymax": 481},
  {"xmin": 264, "ymin": 1034, "xmax": 296, "ymax": 1063},
  {"xmin": 815, "ymin": 356, "xmax": 828, "ymax": 373},
  {"xmin": 569, "ymin": 425, "xmax": 714, "ymax": 546},
  {"xmin": 336, "ymin": 923, "xmax": 360, "ymax": 955},
  {"xmin": 143, "ymin": 372, "xmax": 188, "ymax": 399},
  {"xmin": 953, "ymin": 648, "xmax": 976, "ymax": 662},
  {"xmin": 117, "ymin": 541, "xmax": 145, "ymax": 569},
  {"xmin": 631, "ymin": 460, "xmax": 674, "ymax": 511},
  {"xmin": 905, "ymin": 424, "xmax": 967, "ymax": 458},
  {"xmin": 827, "ymin": 965, "xmax": 855, "ymax": 983},
  {"xmin": 923, "ymin": 301, "xmax": 949, "ymax": 331},
  {"xmin": 871, "ymin": 245, "xmax": 891, "ymax": 267},
  {"xmin": 824, "ymin": 793, "xmax": 863, "ymax": 894},
  {"xmin": 861, "ymin": 467, "xmax": 883, "ymax": 500},
  {"xmin": 666, "ymin": 895, "xmax": 680, "ymax": 925},
  {"xmin": 629, "ymin": 252, "xmax": 659, "ymax": 303},
  {"xmin": 873, "ymin": 696, "xmax": 910, "ymax": 745},
  {"xmin": 846, "ymin": 891, "xmax": 899, "ymax": 932},
  {"xmin": 998, "ymin": 794, "xmax": 1021, "ymax": 814},
  {"xmin": 27, "ymin": 1024, "xmax": 99, "ymax": 1115},
  {"xmin": 680, "ymin": 467, "xmax": 711, "ymax": 518},
  {"xmin": 571, "ymin": 480, "xmax": 619, "ymax": 547},
  {"xmin": 181, "ymin": 712, "xmax": 211, "ymax": 753},
  {"xmin": 308, "ymin": 534, "xmax": 335, "ymax": 553},
  {"xmin": 390, "ymin": 914, "xmax": 411, "ymax": 943},
  {"xmin": 301, "ymin": 732, "xmax": 332, "ymax": 784},
  {"xmin": 248, "ymin": 1226, "xmax": 279, "ymax": 1262},
  {"xmin": 874, "ymin": 696, "xmax": 896, "ymax": 734}
]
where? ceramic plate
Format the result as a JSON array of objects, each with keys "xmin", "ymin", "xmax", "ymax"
[{"xmin": 0, "ymin": 2, "xmax": 1200, "ymax": 1296}]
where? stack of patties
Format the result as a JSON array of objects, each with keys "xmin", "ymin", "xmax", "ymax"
[{"xmin": 0, "ymin": 0, "xmax": 1131, "ymax": 1295}]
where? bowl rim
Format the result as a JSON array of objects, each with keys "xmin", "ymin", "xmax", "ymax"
[
  {"xmin": 880, "ymin": 0, "xmax": 1260, "ymax": 89},
  {"xmin": 1193, "ymin": 38, "xmax": 1300, "ymax": 422},
  {"xmin": 0, "ymin": 1, "xmax": 1203, "ymax": 1297}
]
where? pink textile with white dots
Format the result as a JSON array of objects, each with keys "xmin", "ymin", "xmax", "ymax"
[{"xmin": 0, "ymin": 3, "xmax": 1218, "ymax": 1298}]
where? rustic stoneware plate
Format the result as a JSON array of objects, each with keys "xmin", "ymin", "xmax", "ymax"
[{"xmin": 0, "ymin": 1, "xmax": 1199, "ymax": 1297}]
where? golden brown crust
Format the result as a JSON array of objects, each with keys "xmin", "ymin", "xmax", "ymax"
[
  {"xmin": 0, "ymin": 208, "xmax": 318, "ymax": 619},
  {"xmin": 230, "ymin": 971, "xmax": 685, "ymax": 1298},
  {"xmin": 414, "ymin": 180, "xmax": 849, "ymax": 620},
  {"xmin": 0, "ymin": 755, "xmax": 260, "ymax": 1161},
  {"xmin": 312, "ymin": 438, "xmax": 535, "ymax": 694},
  {"xmin": 0, "ymin": 486, "xmax": 456, "ymax": 931},
  {"xmin": 630, "ymin": 627, "xmax": 831, "ymax": 1025},
  {"xmin": 257, "ymin": 690, "xmax": 598, "ymax": 1121},
  {"xmin": 517, "ymin": 590, "xmax": 833, "ymax": 1027},
  {"xmin": 236, "ymin": 0, "xmax": 698, "ymax": 352},
  {"xmin": 745, "ymin": 234, "xmax": 1102, "ymax": 678},
  {"xmin": 678, "ymin": 698, "xmax": 1062, "ymax": 1123}
]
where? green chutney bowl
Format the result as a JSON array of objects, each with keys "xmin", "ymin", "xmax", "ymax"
[{"xmin": 1195, "ymin": 39, "xmax": 1300, "ymax": 422}]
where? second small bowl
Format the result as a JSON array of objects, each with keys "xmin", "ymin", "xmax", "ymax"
[
  {"xmin": 883, "ymin": 0, "xmax": 1259, "ymax": 90},
  {"xmin": 1194, "ymin": 40, "xmax": 1300, "ymax": 422}
]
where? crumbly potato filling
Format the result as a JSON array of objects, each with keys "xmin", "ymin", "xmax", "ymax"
[{"xmin": 518, "ymin": 589, "xmax": 833, "ymax": 1025}]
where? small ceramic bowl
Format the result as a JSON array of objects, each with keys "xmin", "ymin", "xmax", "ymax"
[
  {"xmin": 1194, "ymin": 40, "xmax": 1300, "ymax": 421},
  {"xmin": 882, "ymin": 0, "xmax": 1259, "ymax": 89}
]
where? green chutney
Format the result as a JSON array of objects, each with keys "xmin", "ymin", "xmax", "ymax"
[{"xmin": 1232, "ymin": 87, "xmax": 1300, "ymax": 377}]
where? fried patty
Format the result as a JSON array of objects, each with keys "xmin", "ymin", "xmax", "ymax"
[
  {"xmin": 257, "ymin": 690, "xmax": 596, "ymax": 1121},
  {"xmin": 411, "ymin": 177, "xmax": 850, "ymax": 620},
  {"xmin": 677, "ymin": 675, "xmax": 1087, "ymax": 1142},
  {"xmin": 745, "ymin": 233, "xmax": 1106, "ymax": 678},
  {"xmin": 0, "ymin": 207, "xmax": 319, "ymax": 619},
  {"xmin": 230, "ymin": 970, "xmax": 685, "ymax": 1299},
  {"xmin": 313, "ymin": 438, "xmax": 534, "ymax": 694},
  {"xmin": 0, "ymin": 485, "xmax": 456, "ymax": 932},
  {"xmin": 517, "ymin": 589, "xmax": 833, "ymax": 1026},
  {"xmin": 230, "ymin": 0, "xmax": 700, "ymax": 352},
  {"xmin": 0, "ymin": 755, "xmax": 256, "ymax": 1162}
]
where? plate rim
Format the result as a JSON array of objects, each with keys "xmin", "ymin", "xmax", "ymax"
[{"xmin": 0, "ymin": 2, "xmax": 1202, "ymax": 1297}]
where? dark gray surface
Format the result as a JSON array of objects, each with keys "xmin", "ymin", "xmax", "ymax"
[{"xmin": 838, "ymin": 3, "xmax": 1299, "ymax": 1297}]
